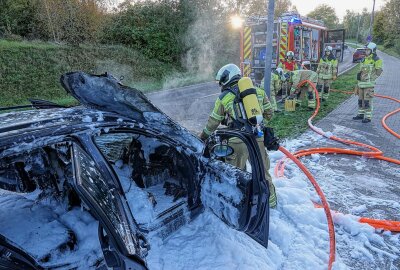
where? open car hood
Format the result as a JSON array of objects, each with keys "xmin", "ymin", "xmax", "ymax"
[
  {"xmin": 60, "ymin": 72, "xmax": 203, "ymax": 153},
  {"xmin": 61, "ymin": 72, "xmax": 160, "ymax": 122}
]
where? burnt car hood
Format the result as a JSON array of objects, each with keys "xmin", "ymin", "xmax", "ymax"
[
  {"xmin": 60, "ymin": 72, "xmax": 203, "ymax": 153},
  {"xmin": 61, "ymin": 72, "xmax": 159, "ymax": 122}
]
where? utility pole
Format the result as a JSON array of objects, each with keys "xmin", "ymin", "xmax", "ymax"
[
  {"xmin": 369, "ymin": 0, "xmax": 376, "ymax": 39},
  {"xmin": 263, "ymin": 0, "xmax": 275, "ymax": 99}
]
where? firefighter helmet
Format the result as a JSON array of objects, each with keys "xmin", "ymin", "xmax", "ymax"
[
  {"xmin": 275, "ymin": 67, "xmax": 286, "ymax": 81},
  {"xmin": 216, "ymin": 64, "xmax": 241, "ymax": 86},
  {"xmin": 275, "ymin": 67, "xmax": 284, "ymax": 76},
  {"xmin": 286, "ymin": 51, "xmax": 294, "ymax": 58},
  {"xmin": 325, "ymin": 46, "xmax": 333, "ymax": 52},
  {"xmin": 365, "ymin": 42, "xmax": 377, "ymax": 53}
]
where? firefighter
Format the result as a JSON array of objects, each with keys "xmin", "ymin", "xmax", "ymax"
[
  {"xmin": 260, "ymin": 67, "xmax": 285, "ymax": 112},
  {"xmin": 279, "ymin": 51, "xmax": 298, "ymax": 72},
  {"xmin": 353, "ymin": 42, "xmax": 383, "ymax": 123},
  {"xmin": 316, "ymin": 46, "xmax": 338, "ymax": 102},
  {"xmin": 199, "ymin": 64, "xmax": 277, "ymax": 208},
  {"xmin": 279, "ymin": 51, "xmax": 298, "ymax": 97},
  {"xmin": 288, "ymin": 70, "xmax": 318, "ymax": 110}
]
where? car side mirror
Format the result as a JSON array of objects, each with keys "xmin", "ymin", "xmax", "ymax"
[{"xmin": 211, "ymin": 144, "xmax": 234, "ymax": 158}]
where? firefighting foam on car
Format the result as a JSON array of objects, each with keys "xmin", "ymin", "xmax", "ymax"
[{"xmin": 0, "ymin": 2, "xmax": 399, "ymax": 270}]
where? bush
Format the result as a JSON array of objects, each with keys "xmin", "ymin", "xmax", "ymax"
[
  {"xmin": 101, "ymin": 1, "xmax": 193, "ymax": 64},
  {"xmin": 394, "ymin": 39, "xmax": 400, "ymax": 55}
]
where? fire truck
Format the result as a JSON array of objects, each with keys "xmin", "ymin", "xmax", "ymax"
[{"xmin": 240, "ymin": 13, "xmax": 345, "ymax": 83}]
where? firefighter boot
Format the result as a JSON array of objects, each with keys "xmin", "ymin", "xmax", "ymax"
[
  {"xmin": 322, "ymin": 85, "xmax": 330, "ymax": 102},
  {"xmin": 353, "ymin": 100, "xmax": 365, "ymax": 120},
  {"xmin": 317, "ymin": 84, "xmax": 323, "ymax": 102},
  {"xmin": 362, "ymin": 118, "xmax": 371, "ymax": 123},
  {"xmin": 353, "ymin": 115, "xmax": 364, "ymax": 120},
  {"xmin": 307, "ymin": 91, "xmax": 316, "ymax": 110},
  {"xmin": 363, "ymin": 100, "xmax": 372, "ymax": 123}
]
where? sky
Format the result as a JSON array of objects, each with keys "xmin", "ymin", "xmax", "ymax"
[{"xmin": 291, "ymin": 0, "xmax": 385, "ymax": 21}]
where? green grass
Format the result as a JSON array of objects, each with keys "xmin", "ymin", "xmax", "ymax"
[
  {"xmin": 269, "ymin": 68, "xmax": 358, "ymax": 139},
  {"xmin": 0, "ymin": 40, "xmax": 177, "ymax": 108},
  {"xmin": 377, "ymin": 45, "xmax": 400, "ymax": 59}
]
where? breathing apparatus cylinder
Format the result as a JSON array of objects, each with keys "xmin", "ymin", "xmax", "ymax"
[{"xmin": 237, "ymin": 77, "xmax": 264, "ymax": 137}]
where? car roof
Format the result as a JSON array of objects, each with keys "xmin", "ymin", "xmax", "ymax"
[
  {"xmin": 0, "ymin": 106, "xmax": 126, "ymax": 134},
  {"xmin": 0, "ymin": 107, "xmax": 136, "ymax": 151},
  {"xmin": 0, "ymin": 106, "xmax": 203, "ymax": 157}
]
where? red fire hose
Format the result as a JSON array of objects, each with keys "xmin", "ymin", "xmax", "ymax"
[{"xmin": 276, "ymin": 80, "xmax": 400, "ymax": 270}]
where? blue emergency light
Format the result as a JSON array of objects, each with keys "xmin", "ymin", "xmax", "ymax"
[{"xmin": 289, "ymin": 17, "xmax": 302, "ymax": 25}]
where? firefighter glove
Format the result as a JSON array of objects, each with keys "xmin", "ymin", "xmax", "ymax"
[{"xmin": 263, "ymin": 127, "xmax": 280, "ymax": 151}]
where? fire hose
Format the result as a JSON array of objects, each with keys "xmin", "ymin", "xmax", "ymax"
[{"xmin": 276, "ymin": 80, "xmax": 400, "ymax": 270}]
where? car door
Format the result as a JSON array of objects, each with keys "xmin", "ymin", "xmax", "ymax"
[
  {"xmin": 202, "ymin": 129, "xmax": 270, "ymax": 248},
  {"xmin": 70, "ymin": 138, "xmax": 148, "ymax": 270},
  {"xmin": 0, "ymin": 234, "xmax": 42, "ymax": 270}
]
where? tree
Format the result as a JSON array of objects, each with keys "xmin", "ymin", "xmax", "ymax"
[
  {"xmin": 246, "ymin": 0, "xmax": 295, "ymax": 17},
  {"xmin": 36, "ymin": 0, "xmax": 106, "ymax": 45},
  {"xmin": 0, "ymin": 0, "xmax": 43, "ymax": 38},
  {"xmin": 306, "ymin": 4, "xmax": 338, "ymax": 29},
  {"xmin": 373, "ymin": 11, "xmax": 386, "ymax": 44},
  {"xmin": 381, "ymin": 0, "xmax": 400, "ymax": 47},
  {"xmin": 102, "ymin": 0, "xmax": 194, "ymax": 63},
  {"xmin": 343, "ymin": 9, "xmax": 359, "ymax": 39}
]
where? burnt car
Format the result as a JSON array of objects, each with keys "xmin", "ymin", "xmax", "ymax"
[
  {"xmin": 352, "ymin": 48, "xmax": 367, "ymax": 63},
  {"xmin": 0, "ymin": 72, "xmax": 270, "ymax": 270}
]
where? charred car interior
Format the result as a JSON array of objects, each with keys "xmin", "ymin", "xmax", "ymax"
[
  {"xmin": 94, "ymin": 132, "xmax": 194, "ymax": 237},
  {"xmin": 0, "ymin": 142, "xmax": 104, "ymax": 269},
  {"xmin": 0, "ymin": 71, "xmax": 270, "ymax": 270}
]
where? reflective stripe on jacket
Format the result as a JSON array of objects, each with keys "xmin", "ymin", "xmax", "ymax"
[
  {"xmin": 357, "ymin": 54, "xmax": 383, "ymax": 88},
  {"xmin": 202, "ymin": 83, "xmax": 273, "ymax": 137},
  {"xmin": 290, "ymin": 70, "xmax": 318, "ymax": 93},
  {"xmin": 261, "ymin": 73, "xmax": 281, "ymax": 93},
  {"xmin": 317, "ymin": 55, "xmax": 338, "ymax": 80}
]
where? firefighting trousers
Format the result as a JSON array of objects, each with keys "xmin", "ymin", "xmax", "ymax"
[
  {"xmin": 270, "ymin": 89, "xmax": 278, "ymax": 111},
  {"xmin": 292, "ymin": 86, "xmax": 316, "ymax": 109},
  {"xmin": 355, "ymin": 87, "xmax": 374, "ymax": 120},
  {"xmin": 226, "ymin": 137, "xmax": 277, "ymax": 208},
  {"xmin": 317, "ymin": 78, "xmax": 332, "ymax": 100}
]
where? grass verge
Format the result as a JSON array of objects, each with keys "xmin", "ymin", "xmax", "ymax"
[
  {"xmin": 269, "ymin": 67, "xmax": 358, "ymax": 139},
  {"xmin": 0, "ymin": 40, "xmax": 177, "ymax": 108},
  {"xmin": 377, "ymin": 45, "xmax": 400, "ymax": 59}
]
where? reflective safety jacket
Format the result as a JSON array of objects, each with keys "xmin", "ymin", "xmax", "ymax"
[
  {"xmin": 278, "ymin": 59, "xmax": 298, "ymax": 72},
  {"xmin": 260, "ymin": 72, "xmax": 281, "ymax": 93},
  {"xmin": 316, "ymin": 54, "xmax": 338, "ymax": 80},
  {"xmin": 357, "ymin": 54, "xmax": 383, "ymax": 88},
  {"xmin": 201, "ymin": 83, "xmax": 273, "ymax": 138},
  {"xmin": 289, "ymin": 70, "xmax": 318, "ymax": 93}
]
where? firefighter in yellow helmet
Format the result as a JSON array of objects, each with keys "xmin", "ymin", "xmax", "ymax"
[
  {"xmin": 200, "ymin": 64, "xmax": 277, "ymax": 208},
  {"xmin": 316, "ymin": 46, "xmax": 338, "ymax": 102},
  {"xmin": 353, "ymin": 42, "xmax": 383, "ymax": 123},
  {"xmin": 288, "ymin": 70, "xmax": 318, "ymax": 110},
  {"xmin": 260, "ymin": 67, "xmax": 286, "ymax": 112}
]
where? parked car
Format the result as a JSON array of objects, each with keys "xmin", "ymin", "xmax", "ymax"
[
  {"xmin": 352, "ymin": 48, "xmax": 367, "ymax": 63},
  {"xmin": 0, "ymin": 72, "xmax": 270, "ymax": 270}
]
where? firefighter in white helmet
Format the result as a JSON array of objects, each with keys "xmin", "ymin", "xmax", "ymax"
[
  {"xmin": 200, "ymin": 64, "xmax": 277, "ymax": 208},
  {"xmin": 279, "ymin": 51, "xmax": 298, "ymax": 72},
  {"xmin": 316, "ymin": 46, "xmax": 338, "ymax": 102},
  {"xmin": 260, "ymin": 67, "xmax": 286, "ymax": 112},
  {"xmin": 353, "ymin": 42, "xmax": 383, "ymax": 123}
]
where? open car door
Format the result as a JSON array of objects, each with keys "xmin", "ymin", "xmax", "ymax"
[
  {"xmin": 202, "ymin": 129, "xmax": 270, "ymax": 248},
  {"xmin": 0, "ymin": 234, "xmax": 42, "ymax": 270},
  {"xmin": 71, "ymin": 141, "xmax": 148, "ymax": 270}
]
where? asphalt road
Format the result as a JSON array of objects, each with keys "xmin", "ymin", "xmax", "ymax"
[{"xmin": 147, "ymin": 47, "xmax": 356, "ymax": 134}]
